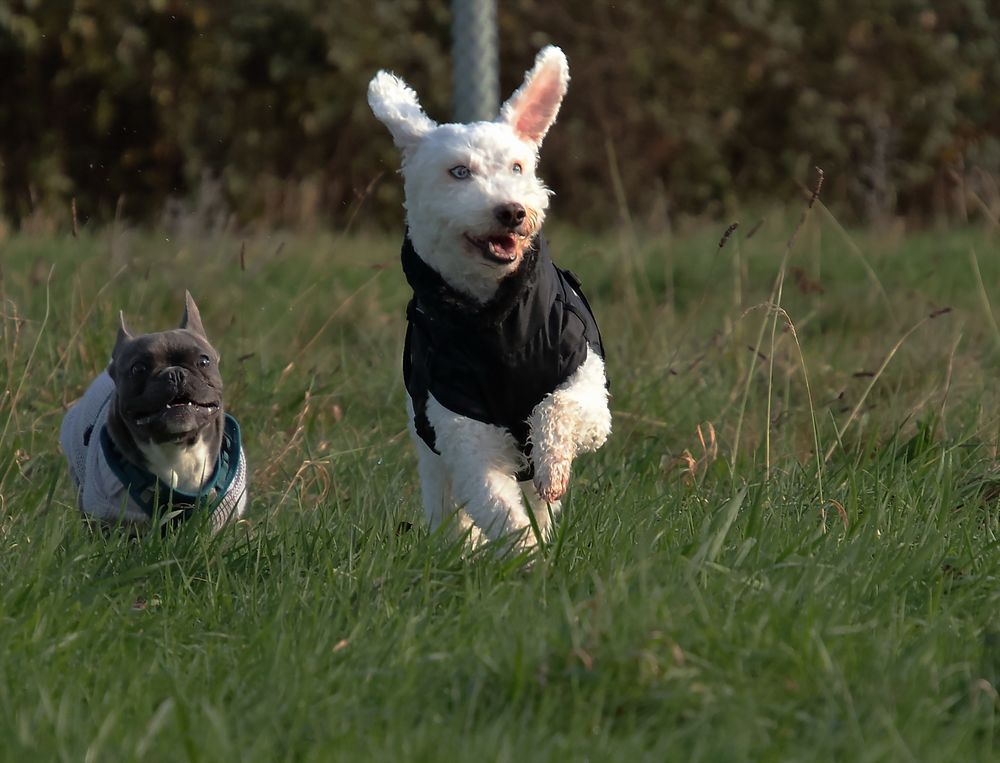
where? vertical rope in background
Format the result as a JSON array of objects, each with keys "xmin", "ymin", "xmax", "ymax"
[{"xmin": 451, "ymin": 0, "xmax": 498, "ymax": 122}]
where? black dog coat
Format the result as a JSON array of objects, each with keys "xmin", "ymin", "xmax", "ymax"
[{"xmin": 401, "ymin": 234, "xmax": 606, "ymax": 479}]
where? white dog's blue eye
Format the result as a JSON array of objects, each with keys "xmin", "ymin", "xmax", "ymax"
[
  {"xmin": 512, "ymin": 162, "xmax": 522, "ymax": 175},
  {"xmin": 449, "ymin": 165, "xmax": 471, "ymax": 180}
]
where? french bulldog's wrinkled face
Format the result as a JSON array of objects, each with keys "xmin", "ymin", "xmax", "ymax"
[
  {"xmin": 108, "ymin": 295, "xmax": 223, "ymax": 445},
  {"xmin": 109, "ymin": 331, "xmax": 222, "ymax": 442}
]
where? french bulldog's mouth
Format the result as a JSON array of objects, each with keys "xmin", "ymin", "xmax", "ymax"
[
  {"xmin": 134, "ymin": 397, "xmax": 220, "ymax": 426},
  {"xmin": 464, "ymin": 232, "xmax": 528, "ymax": 264}
]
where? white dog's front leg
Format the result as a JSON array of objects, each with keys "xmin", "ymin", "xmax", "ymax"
[
  {"xmin": 407, "ymin": 396, "xmax": 452, "ymax": 529},
  {"xmin": 528, "ymin": 347, "xmax": 611, "ymax": 502},
  {"xmin": 407, "ymin": 396, "xmax": 486, "ymax": 546},
  {"xmin": 425, "ymin": 396, "xmax": 534, "ymax": 546}
]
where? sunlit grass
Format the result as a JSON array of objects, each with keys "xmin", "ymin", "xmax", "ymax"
[{"xmin": 1, "ymin": 211, "xmax": 999, "ymax": 761}]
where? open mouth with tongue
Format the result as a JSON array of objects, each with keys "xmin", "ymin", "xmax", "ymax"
[{"xmin": 464, "ymin": 232, "xmax": 525, "ymax": 264}]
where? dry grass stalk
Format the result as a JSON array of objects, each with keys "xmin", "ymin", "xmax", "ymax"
[
  {"xmin": 256, "ymin": 387, "xmax": 313, "ymax": 485},
  {"xmin": 733, "ymin": 168, "xmax": 823, "ymax": 479},
  {"xmin": 824, "ymin": 499, "xmax": 849, "ymax": 532},
  {"xmin": 823, "ymin": 308, "xmax": 952, "ymax": 463},
  {"xmin": 969, "ymin": 248, "xmax": 1000, "ymax": 353},
  {"xmin": 662, "ymin": 422, "xmax": 718, "ymax": 485},
  {"xmin": 275, "ymin": 459, "xmax": 334, "ymax": 513}
]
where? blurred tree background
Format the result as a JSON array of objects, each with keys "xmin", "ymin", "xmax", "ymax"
[{"xmin": 0, "ymin": 0, "xmax": 997, "ymax": 230}]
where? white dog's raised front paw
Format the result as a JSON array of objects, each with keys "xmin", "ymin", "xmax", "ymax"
[{"xmin": 534, "ymin": 456, "xmax": 571, "ymax": 503}]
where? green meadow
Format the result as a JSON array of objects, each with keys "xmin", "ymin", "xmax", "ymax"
[{"xmin": 2, "ymin": 206, "xmax": 1000, "ymax": 761}]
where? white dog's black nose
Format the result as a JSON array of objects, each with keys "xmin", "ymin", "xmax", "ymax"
[{"xmin": 495, "ymin": 202, "xmax": 526, "ymax": 229}]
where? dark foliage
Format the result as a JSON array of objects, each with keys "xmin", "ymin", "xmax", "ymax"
[{"xmin": 1, "ymin": 0, "xmax": 997, "ymax": 228}]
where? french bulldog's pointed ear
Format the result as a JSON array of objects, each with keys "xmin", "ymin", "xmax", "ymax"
[
  {"xmin": 115, "ymin": 311, "xmax": 133, "ymax": 349},
  {"xmin": 368, "ymin": 70, "xmax": 437, "ymax": 153},
  {"xmin": 180, "ymin": 290, "xmax": 208, "ymax": 338},
  {"xmin": 108, "ymin": 312, "xmax": 132, "ymax": 379},
  {"xmin": 499, "ymin": 46, "xmax": 569, "ymax": 148}
]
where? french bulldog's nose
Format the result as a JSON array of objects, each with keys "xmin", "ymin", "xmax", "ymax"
[
  {"xmin": 495, "ymin": 202, "xmax": 526, "ymax": 229},
  {"xmin": 164, "ymin": 366, "xmax": 187, "ymax": 388}
]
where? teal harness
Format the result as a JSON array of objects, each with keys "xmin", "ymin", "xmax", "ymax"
[{"xmin": 100, "ymin": 414, "xmax": 244, "ymax": 523}]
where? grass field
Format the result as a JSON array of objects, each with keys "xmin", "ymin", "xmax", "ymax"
[{"xmin": 2, "ymin": 204, "xmax": 1000, "ymax": 761}]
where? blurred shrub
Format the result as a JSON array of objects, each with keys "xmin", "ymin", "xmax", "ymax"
[{"xmin": 0, "ymin": 0, "xmax": 997, "ymax": 228}]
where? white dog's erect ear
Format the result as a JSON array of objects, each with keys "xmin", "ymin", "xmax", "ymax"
[
  {"xmin": 499, "ymin": 46, "xmax": 569, "ymax": 147},
  {"xmin": 368, "ymin": 71, "xmax": 437, "ymax": 152}
]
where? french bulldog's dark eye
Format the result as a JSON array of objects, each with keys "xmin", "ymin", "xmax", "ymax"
[
  {"xmin": 449, "ymin": 165, "xmax": 471, "ymax": 180},
  {"xmin": 197, "ymin": 355, "xmax": 211, "ymax": 368},
  {"xmin": 130, "ymin": 362, "xmax": 147, "ymax": 378},
  {"xmin": 512, "ymin": 162, "xmax": 523, "ymax": 175}
]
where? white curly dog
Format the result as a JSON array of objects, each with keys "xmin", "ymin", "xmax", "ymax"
[{"xmin": 368, "ymin": 46, "xmax": 611, "ymax": 549}]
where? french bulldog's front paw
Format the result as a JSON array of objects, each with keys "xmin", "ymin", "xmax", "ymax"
[{"xmin": 534, "ymin": 458, "xmax": 571, "ymax": 503}]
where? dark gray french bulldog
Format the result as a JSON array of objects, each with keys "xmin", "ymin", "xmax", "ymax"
[{"xmin": 60, "ymin": 292, "xmax": 247, "ymax": 530}]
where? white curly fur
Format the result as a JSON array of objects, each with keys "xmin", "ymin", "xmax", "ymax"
[
  {"xmin": 367, "ymin": 71, "xmax": 437, "ymax": 152},
  {"xmin": 368, "ymin": 46, "xmax": 569, "ymax": 303},
  {"xmin": 528, "ymin": 348, "xmax": 612, "ymax": 502},
  {"xmin": 423, "ymin": 396, "xmax": 533, "ymax": 546},
  {"xmin": 371, "ymin": 47, "xmax": 610, "ymax": 549},
  {"xmin": 405, "ymin": 347, "xmax": 609, "ymax": 550}
]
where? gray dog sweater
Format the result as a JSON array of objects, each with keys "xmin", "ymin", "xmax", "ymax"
[{"xmin": 60, "ymin": 372, "xmax": 247, "ymax": 530}]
